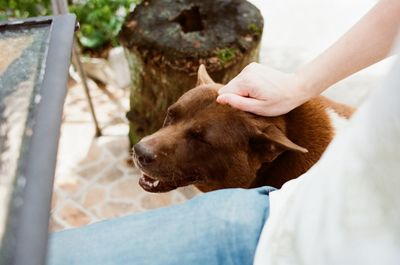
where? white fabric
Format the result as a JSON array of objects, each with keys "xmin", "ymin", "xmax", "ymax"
[{"xmin": 254, "ymin": 54, "xmax": 400, "ymax": 265}]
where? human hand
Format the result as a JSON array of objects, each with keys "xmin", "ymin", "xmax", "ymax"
[{"xmin": 216, "ymin": 63, "xmax": 311, "ymax": 116}]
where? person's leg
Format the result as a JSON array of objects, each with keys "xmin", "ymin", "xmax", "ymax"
[{"xmin": 47, "ymin": 187, "xmax": 274, "ymax": 265}]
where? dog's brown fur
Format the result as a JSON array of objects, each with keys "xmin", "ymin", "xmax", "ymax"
[{"xmin": 133, "ymin": 65, "xmax": 354, "ymax": 193}]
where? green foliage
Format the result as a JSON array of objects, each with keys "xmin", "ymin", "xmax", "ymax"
[
  {"xmin": 0, "ymin": 0, "xmax": 51, "ymax": 20},
  {"xmin": 216, "ymin": 47, "xmax": 237, "ymax": 65},
  {"xmin": 0, "ymin": 0, "xmax": 141, "ymax": 52},
  {"xmin": 70, "ymin": 0, "xmax": 141, "ymax": 51},
  {"xmin": 247, "ymin": 23, "xmax": 262, "ymax": 36}
]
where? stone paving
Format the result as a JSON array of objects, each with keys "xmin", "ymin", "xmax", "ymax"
[{"xmin": 50, "ymin": 0, "xmax": 394, "ymax": 232}]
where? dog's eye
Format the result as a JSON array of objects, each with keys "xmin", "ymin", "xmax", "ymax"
[{"xmin": 187, "ymin": 128, "xmax": 209, "ymax": 144}]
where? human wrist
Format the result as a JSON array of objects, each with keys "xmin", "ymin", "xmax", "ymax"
[
  {"xmin": 294, "ymin": 66, "xmax": 328, "ymax": 102},
  {"xmin": 291, "ymin": 72, "xmax": 316, "ymax": 105}
]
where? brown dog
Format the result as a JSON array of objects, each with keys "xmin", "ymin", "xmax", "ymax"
[{"xmin": 133, "ymin": 65, "xmax": 354, "ymax": 193}]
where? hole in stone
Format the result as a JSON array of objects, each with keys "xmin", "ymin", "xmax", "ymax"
[{"xmin": 172, "ymin": 6, "xmax": 204, "ymax": 33}]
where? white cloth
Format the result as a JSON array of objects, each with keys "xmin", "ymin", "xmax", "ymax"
[{"xmin": 254, "ymin": 54, "xmax": 400, "ymax": 265}]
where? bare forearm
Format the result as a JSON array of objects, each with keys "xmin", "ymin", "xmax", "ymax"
[
  {"xmin": 298, "ymin": 0, "xmax": 400, "ymax": 97},
  {"xmin": 217, "ymin": 0, "xmax": 400, "ymax": 117}
]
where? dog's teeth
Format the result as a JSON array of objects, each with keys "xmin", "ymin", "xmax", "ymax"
[{"xmin": 154, "ymin": 180, "xmax": 160, "ymax": 187}]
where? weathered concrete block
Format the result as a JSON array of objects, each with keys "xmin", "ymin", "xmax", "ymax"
[{"xmin": 119, "ymin": 0, "xmax": 263, "ymax": 144}]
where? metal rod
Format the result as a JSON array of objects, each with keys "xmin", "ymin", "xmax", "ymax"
[
  {"xmin": 71, "ymin": 43, "xmax": 102, "ymax": 137},
  {"xmin": 51, "ymin": 0, "xmax": 102, "ymax": 137}
]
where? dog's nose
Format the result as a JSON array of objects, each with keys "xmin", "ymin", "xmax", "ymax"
[{"xmin": 133, "ymin": 142, "xmax": 156, "ymax": 165}]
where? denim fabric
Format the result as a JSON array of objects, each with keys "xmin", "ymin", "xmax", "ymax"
[{"xmin": 47, "ymin": 186, "xmax": 274, "ymax": 265}]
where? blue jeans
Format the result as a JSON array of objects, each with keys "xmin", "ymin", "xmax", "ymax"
[{"xmin": 47, "ymin": 187, "xmax": 274, "ymax": 265}]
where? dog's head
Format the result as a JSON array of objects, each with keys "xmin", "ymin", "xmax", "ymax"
[{"xmin": 133, "ymin": 65, "xmax": 307, "ymax": 192}]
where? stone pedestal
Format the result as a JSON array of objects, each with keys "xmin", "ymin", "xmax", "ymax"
[{"xmin": 119, "ymin": 0, "xmax": 263, "ymax": 144}]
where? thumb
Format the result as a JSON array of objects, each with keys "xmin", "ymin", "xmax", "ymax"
[{"xmin": 216, "ymin": 93, "xmax": 262, "ymax": 113}]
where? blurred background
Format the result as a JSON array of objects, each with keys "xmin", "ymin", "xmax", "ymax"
[{"xmin": 1, "ymin": 0, "xmax": 395, "ymax": 232}]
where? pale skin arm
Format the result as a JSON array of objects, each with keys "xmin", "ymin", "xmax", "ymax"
[{"xmin": 217, "ymin": 0, "xmax": 400, "ymax": 116}]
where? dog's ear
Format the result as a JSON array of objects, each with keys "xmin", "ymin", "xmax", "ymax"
[
  {"xmin": 250, "ymin": 124, "xmax": 308, "ymax": 162},
  {"xmin": 197, "ymin": 64, "xmax": 215, "ymax": 86}
]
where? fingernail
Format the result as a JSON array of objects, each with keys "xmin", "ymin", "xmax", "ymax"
[{"xmin": 216, "ymin": 95, "xmax": 226, "ymax": 104}]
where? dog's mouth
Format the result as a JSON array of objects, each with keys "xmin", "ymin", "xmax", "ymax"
[
  {"xmin": 132, "ymin": 153, "xmax": 177, "ymax": 192},
  {"xmin": 138, "ymin": 170, "xmax": 204, "ymax": 193},
  {"xmin": 139, "ymin": 173, "xmax": 180, "ymax": 193},
  {"xmin": 133, "ymin": 152, "xmax": 205, "ymax": 192}
]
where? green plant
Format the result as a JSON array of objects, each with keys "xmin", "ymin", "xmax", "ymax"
[
  {"xmin": 216, "ymin": 47, "xmax": 237, "ymax": 65},
  {"xmin": 0, "ymin": 0, "xmax": 141, "ymax": 54},
  {"xmin": 0, "ymin": 0, "xmax": 51, "ymax": 20},
  {"xmin": 247, "ymin": 23, "xmax": 262, "ymax": 36},
  {"xmin": 70, "ymin": 0, "xmax": 141, "ymax": 51}
]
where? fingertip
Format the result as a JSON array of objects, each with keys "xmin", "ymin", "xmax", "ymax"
[
  {"xmin": 216, "ymin": 93, "xmax": 246, "ymax": 109},
  {"xmin": 216, "ymin": 94, "xmax": 228, "ymax": 104}
]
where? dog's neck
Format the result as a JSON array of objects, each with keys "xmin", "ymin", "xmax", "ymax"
[{"xmin": 252, "ymin": 97, "xmax": 335, "ymax": 188}]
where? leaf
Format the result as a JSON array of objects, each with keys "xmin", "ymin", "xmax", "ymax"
[
  {"xmin": 69, "ymin": 0, "xmax": 143, "ymax": 50},
  {"xmin": 78, "ymin": 32, "xmax": 105, "ymax": 49}
]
